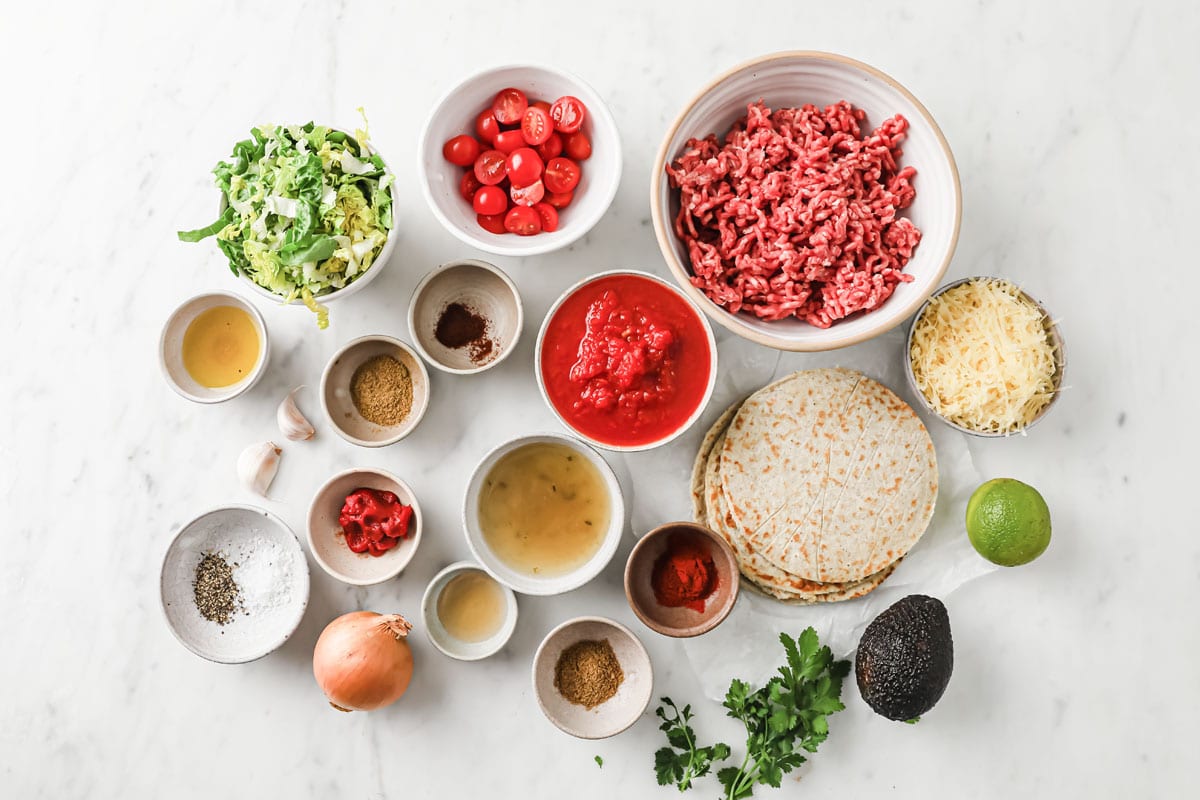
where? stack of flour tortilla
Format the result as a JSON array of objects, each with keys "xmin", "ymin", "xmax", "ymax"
[{"xmin": 691, "ymin": 368, "xmax": 939, "ymax": 603}]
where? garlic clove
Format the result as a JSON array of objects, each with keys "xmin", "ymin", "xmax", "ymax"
[
  {"xmin": 238, "ymin": 441, "xmax": 282, "ymax": 497},
  {"xmin": 277, "ymin": 386, "xmax": 316, "ymax": 441}
]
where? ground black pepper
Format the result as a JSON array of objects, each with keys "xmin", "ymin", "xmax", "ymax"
[{"xmin": 193, "ymin": 552, "xmax": 241, "ymax": 625}]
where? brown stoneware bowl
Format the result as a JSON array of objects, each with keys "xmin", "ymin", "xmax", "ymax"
[{"xmin": 623, "ymin": 521, "xmax": 739, "ymax": 638}]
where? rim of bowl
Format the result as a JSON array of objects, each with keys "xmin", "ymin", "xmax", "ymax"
[
  {"xmin": 462, "ymin": 432, "xmax": 625, "ymax": 596},
  {"xmin": 158, "ymin": 503, "xmax": 310, "ymax": 664},
  {"xmin": 158, "ymin": 290, "xmax": 271, "ymax": 404},
  {"xmin": 417, "ymin": 63, "xmax": 623, "ymax": 257},
  {"xmin": 649, "ymin": 50, "xmax": 963, "ymax": 352},
  {"xmin": 406, "ymin": 258, "xmax": 525, "ymax": 375},
  {"xmin": 904, "ymin": 276, "xmax": 1068, "ymax": 438},
  {"xmin": 534, "ymin": 269, "xmax": 718, "ymax": 452},
  {"xmin": 531, "ymin": 615, "xmax": 653, "ymax": 739},
  {"xmin": 218, "ymin": 126, "xmax": 398, "ymax": 306},
  {"xmin": 319, "ymin": 334, "xmax": 432, "ymax": 447},
  {"xmin": 420, "ymin": 560, "xmax": 519, "ymax": 661},
  {"xmin": 622, "ymin": 521, "xmax": 740, "ymax": 639},
  {"xmin": 306, "ymin": 467, "xmax": 424, "ymax": 585}
]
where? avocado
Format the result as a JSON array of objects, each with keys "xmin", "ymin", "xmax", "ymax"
[{"xmin": 855, "ymin": 594, "xmax": 953, "ymax": 721}]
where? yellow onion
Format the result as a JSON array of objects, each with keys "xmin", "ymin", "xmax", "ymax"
[{"xmin": 313, "ymin": 612, "xmax": 414, "ymax": 712}]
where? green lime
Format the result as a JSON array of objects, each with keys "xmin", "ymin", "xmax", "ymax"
[{"xmin": 965, "ymin": 479, "xmax": 1051, "ymax": 566}]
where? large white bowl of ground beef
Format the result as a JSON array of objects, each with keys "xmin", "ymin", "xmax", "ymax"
[{"xmin": 651, "ymin": 51, "xmax": 961, "ymax": 352}]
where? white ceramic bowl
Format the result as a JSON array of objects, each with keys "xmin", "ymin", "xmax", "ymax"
[
  {"xmin": 307, "ymin": 468, "xmax": 423, "ymax": 585},
  {"xmin": 220, "ymin": 126, "xmax": 397, "ymax": 307},
  {"xmin": 320, "ymin": 335, "xmax": 431, "ymax": 447},
  {"xmin": 421, "ymin": 561, "xmax": 519, "ymax": 660},
  {"xmin": 159, "ymin": 291, "xmax": 270, "ymax": 403},
  {"xmin": 651, "ymin": 51, "xmax": 962, "ymax": 352},
  {"xmin": 532, "ymin": 616, "xmax": 653, "ymax": 739},
  {"xmin": 462, "ymin": 433, "xmax": 625, "ymax": 596},
  {"xmin": 160, "ymin": 505, "xmax": 310, "ymax": 663},
  {"xmin": 407, "ymin": 259, "xmax": 524, "ymax": 375},
  {"xmin": 418, "ymin": 64, "xmax": 622, "ymax": 256},
  {"xmin": 535, "ymin": 269, "xmax": 718, "ymax": 452}
]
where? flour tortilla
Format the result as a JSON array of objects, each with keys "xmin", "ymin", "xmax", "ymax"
[
  {"xmin": 692, "ymin": 397, "xmax": 898, "ymax": 603},
  {"xmin": 719, "ymin": 368, "xmax": 938, "ymax": 583}
]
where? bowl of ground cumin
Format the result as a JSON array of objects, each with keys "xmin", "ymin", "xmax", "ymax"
[
  {"xmin": 320, "ymin": 335, "xmax": 431, "ymax": 447},
  {"xmin": 532, "ymin": 616, "xmax": 653, "ymax": 739}
]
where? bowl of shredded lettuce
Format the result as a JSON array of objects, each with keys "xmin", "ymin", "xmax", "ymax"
[{"xmin": 179, "ymin": 120, "xmax": 395, "ymax": 329}]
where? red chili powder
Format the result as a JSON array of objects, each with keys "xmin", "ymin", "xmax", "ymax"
[{"xmin": 651, "ymin": 535, "xmax": 719, "ymax": 612}]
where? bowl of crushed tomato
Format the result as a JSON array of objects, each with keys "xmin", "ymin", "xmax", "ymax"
[
  {"xmin": 536, "ymin": 270, "xmax": 717, "ymax": 451},
  {"xmin": 623, "ymin": 521, "xmax": 739, "ymax": 638}
]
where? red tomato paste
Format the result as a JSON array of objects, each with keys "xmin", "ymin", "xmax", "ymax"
[
  {"xmin": 540, "ymin": 274, "xmax": 711, "ymax": 447},
  {"xmin": 338, "ymin": 488, "xmax": 413, "ymax": 557}
]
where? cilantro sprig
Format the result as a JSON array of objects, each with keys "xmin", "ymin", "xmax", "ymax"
[{"xmin": 653, "ymin": 628, "xmax": 849, "ymax": 799}]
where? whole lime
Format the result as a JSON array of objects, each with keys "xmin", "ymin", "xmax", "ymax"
[{"xmin": 965, "ymin": 479, "xmax": 1051, "ymax": 566}]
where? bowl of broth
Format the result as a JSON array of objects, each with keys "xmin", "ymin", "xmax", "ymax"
[{"xmin": 462, "ymin": 433, "xmax": 625, "ymax": 595}]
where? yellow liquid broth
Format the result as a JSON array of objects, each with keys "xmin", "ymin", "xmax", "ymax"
[
  {"xmin": 478, "ymin": 442, "xmax": 610, "ymax": 577},
  {"xmin": 437, "ymin": 570, "xmax": 507, "ymax": 643},
  {"xmin": 182, "ymin": 305, "xmax": 260, "ymax": 388}
]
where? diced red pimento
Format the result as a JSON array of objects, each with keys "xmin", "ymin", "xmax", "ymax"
[
  {"xmin": 443, "ymin": 89, "xmax": 591, "ymax": 236},
  {"xmin": 338, "ymin": 488, "xmax": 414, "ymax": 558}
]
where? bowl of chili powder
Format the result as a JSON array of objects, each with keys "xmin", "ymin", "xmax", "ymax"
[{"xmin": 623, "ymin": 521, "xmax": 739, "ymax": 638}]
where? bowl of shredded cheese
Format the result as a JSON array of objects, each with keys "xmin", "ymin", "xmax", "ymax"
[{"xmin": 906, "ymin": 277, "xmax": 1065, "ymax": 437}]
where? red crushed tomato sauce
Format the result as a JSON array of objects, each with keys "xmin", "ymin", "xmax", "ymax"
[
  {"xmin": 540, "ymin": 274, "xmax": 711, "ymax": 447},
  {"xmin": 338, "ymin": 488, "xmax": 413, "ymax": 557}
]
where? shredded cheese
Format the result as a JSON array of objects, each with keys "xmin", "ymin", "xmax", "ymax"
[{"xmin": 909, "ymin": 279, "xmax": 1059, "ymax": 434}]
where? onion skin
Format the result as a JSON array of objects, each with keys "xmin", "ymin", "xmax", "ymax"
[{"xmin": 313, "ymin": 612, "xmax": 414, "ymax": 712}]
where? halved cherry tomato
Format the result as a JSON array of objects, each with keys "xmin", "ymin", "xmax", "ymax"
[
  {"xmin": 504, "ymin": 205, "xmax": 542, "ymax": 235},
  {"xmin": 543, "ymin": 157, "xmax": 581, "ymax": 193},
  {"xmin": 533, "ymin": 202, "xmax": 559, "ymax": 232},
  {"xmin": 493, "ymin": 130, "xmax": 526, "ymax": 155},
  {"xmin": 563, "ymin": 131, "xmax": 592, "ymax": 161},
  {"xmin": 474, "ymin": 150, "xmax": 508, "ymax": 185},
  {"xmin": 545, "ymin": 189, "xmax": 574, "ymax": 209},
  {"xmin": 473, "ymin": 185, "xmax": 508, "ymax": 216},
  {"xmin": 550, "ymin": 96, "xmax": 587, "ymax": 134},
  {"xmin": 443, "ymin": 134, "xmax": 482, "ymax": 167},
  {"xmin": 460, "ymin": 170, "xmax": 483, "ymax": 201},
  {"xmin": 521, "ymin": 106, "xmax": 553, "ymax": 146},
  {"xmin": 536, "ymin": 132, "xmax": 564, "ymax": 161},
  {"xmin": 505, "ymin": 147, "xmax": 544, "ymax": 187},
  {"xmin": 532, "ymin": 100, "xmax": 552, "ymax": 113},
  {"xmin": 511, "ymin": 179, "xmax": 544, "ymax": 207},
  {"xmin": 492, "ymin": 88, "xmax": 528, "ymax": 125},
  {"xmin": 475, "ymin": 110, "xmax": 501, "ymax": 145},
  {"xmin": 477, "ymin": 212, "xmax": 508, "ymax": 234}
]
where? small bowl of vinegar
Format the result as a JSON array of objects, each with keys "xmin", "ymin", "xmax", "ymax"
[{"xmin": 160, "ymin": 291, "xmax": 269, "ymax": 403}]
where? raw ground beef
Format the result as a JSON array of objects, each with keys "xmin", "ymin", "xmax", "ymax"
[{"xmin": 666, "ymin": 101, "xmax": 921, "ymax": 328}]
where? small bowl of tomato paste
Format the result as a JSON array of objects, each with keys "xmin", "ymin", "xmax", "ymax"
[{"xmin": 536, "ymin": 270, "xmax": 718, "ymax": 451}]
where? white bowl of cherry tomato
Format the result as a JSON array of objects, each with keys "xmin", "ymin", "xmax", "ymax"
[{"xmin": 419, "ymin": 64, "xmax": 621, "ymax": 255}]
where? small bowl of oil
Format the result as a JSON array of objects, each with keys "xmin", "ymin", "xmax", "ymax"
[
  {"xmin": 421, "ymin": 561, "xmax": 518, "ymax": 661},
  {"xmin": 159, "ymin": 291, "xmax": 269, "ymax": 404}
]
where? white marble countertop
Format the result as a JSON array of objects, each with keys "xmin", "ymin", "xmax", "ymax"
[{"xmin": 2, "ymin": 0, "xmax": 1194, "ymax": 796}]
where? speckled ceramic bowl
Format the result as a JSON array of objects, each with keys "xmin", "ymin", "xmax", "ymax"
[
  {"xmin": 320, "ymin": 335, "xmax": 431, "ymax": 447},
  {"xmin": 421, "ymin": 561, "xmax": 518, "ymax": 660},
  {"xmin": 159, "ymin": 291, "xmax": 270, "ymax": 404}
]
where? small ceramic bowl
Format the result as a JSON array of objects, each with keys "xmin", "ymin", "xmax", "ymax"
[
  {"xmin": 623, "ymin": 521, "xmax": 739, "ymax": 638},
  {"xmin": 160, "ymin": 504, "xmax": 310, "ymax": 663},
  {"xmin": 218, "ymin": 126, "xmax": 397, "ymax": 307},
  {"xmin": 535, "ymin": 269, "xmax": 718, "ymax": 452},
  {"xmin": 421, "ymin": 561, "xmax": 518, "ymax": 660},
  {"xmin": 418, "ymin": 63, "xmax": 622, "ymax": 256},
  {"xmin": 159, "ymin": 291, "xmax": 269, "ymax": 403},
  {"xmin": 905, "ymin": 276, "xmax": 1067, "ymax": 437},
  {"xmin": 532, "ymin": 616, "xmax": 653, "ymax": 739},
  {"xmin": 320, "ymin": 335, "xmax": 431, "ymax": 447},
  {"xmin": 407, "ymin": 259, "xmax": 524, "ymax": 375},
  {"xmin": 651, "ymin": 51, "xmax": 961, "ymax": 352},
  {"xmin": 462, "ymin": 433, "xmax": 625, "ymax": 596},
  {"xmin": 307, "ymin": 468, "xmax": 423, "ymax": 585}
]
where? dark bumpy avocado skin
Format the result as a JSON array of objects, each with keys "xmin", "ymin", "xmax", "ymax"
[{"xmin": 855, "ymin": 594, "xmax": 953, "ymax": 721}]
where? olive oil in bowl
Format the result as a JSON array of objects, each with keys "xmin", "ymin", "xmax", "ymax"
[{"xmin": 182, "ymin": 305, "xmax": 261, "ymax": 388}]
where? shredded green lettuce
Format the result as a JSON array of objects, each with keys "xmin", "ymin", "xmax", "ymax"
[{"xmin": 178, "ymin": 120, "xmax": 393, "ymax": 329}]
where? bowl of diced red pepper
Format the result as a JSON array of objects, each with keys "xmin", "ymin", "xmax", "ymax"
[
  {"xmin": 307, "ymin": 467, "xmax": 423, "ymax": 586},
  {"xmin": 419, "ymin": 64, "xmax": 622, "ymax": 256}
]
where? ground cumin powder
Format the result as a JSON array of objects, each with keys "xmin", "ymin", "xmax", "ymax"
[
  {"xmin": 350, "ymin": 354, "xmax": 414, "ymax": 426},
  {"xmin": 554, "ymin": 639, "xmax": 624, "ymax": 709}
]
